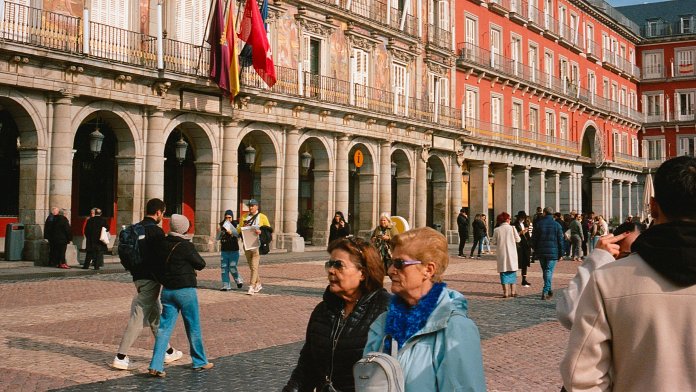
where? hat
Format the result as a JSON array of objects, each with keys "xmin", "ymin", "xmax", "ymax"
[
  {"xmin": 170, "ymin": 214, "xmax": 190, "ymax": 235},
  {"xmin": 247, "ymin": 199, "xmax": 259, "ymax": 206},
  {"xmin": 224, "ymin": 209, "xmax": 234, "ymax": 218},
  {"xmin": 516, "ymin": 210, "xmax": 527, "ymax": 218}
]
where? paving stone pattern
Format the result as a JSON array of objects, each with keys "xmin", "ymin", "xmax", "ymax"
[{"xmin": 0, "ymin": 251, "xmax": 579, "ymax": 392}]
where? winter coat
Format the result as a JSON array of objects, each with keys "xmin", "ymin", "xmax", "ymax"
[
  {"xmin": 472, "ymin": 219, "xmax": 487, "ymax": 239},
  {"xmin": 569, "ymin": 219, "xmax": 584, "ymax": 240},
  {"xmin": 328, "ymin": 221, "xmax": 351, "ymax": 243},
  {"xmin": 219, "ymin": 220, "xmax": 240, "ymax": 252},
  {"xmin": 491, "ymin": 222, "xmax": 520, "ymax": 273},
  {"xmin": 84, "ymin": 215, "xmax": 109, "ymax": 252},
  {"xmin": 364, "ymin": 288, "xmax": 486, "ymax": 392},
  {"xmin": 129, "ymin": 217, "xmax": 166, "ymax": 282},
  {"xmin": 46, "ymin": 214, "xmax": 72, "ymax": 245},
  {"xmin": 284, "ymin": 287, "xmax": 391, "ymax": 392},
  {"xmin": 154, "ymin": 235, "xmax": 206, "ymax": 289},
  {"xmin": 531, "ymin": 215, "xmax": 564, "ymax": 260},
  {"xmin": 457, "ymin": 214, "xmax": 470, "ymax": 236},
  {"xmin": 561, "ymin": 222, "xmax": 696, "ymax": 392}
]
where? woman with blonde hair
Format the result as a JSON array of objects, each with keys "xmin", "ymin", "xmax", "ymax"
[
  {"xmin": 364, "ymin": 227, "xmax": 486, "ymax": 391},
  {"xmin": 371, "ymin": 212, "xmax": 398, "ymax": 272}
]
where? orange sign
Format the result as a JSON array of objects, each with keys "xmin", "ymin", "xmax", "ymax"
[{"xmin": 353, "ymin": 150, "xmax": 364, "ymax": 168}]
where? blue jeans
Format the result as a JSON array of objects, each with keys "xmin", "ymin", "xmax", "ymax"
[
  {"xmin": 221, "ymin": 251, "xmax": 241, "ymax": 288},
  {"xmin": 539, "ymin": 258, "xmax": 557, "ymax": 295},
  {"xmin": 481, "ymin": 235, "xmax": 491, "ymax": 252},
  {"xmin": 149, "ymin": 287, "xmax": 209, "ymax": 371}
]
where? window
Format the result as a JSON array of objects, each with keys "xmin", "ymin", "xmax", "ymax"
[
  {"xmin": 545, "ymin": 110, "xmax": 555, "ymax": 136},
  {"xmin": 393, "ymin": 63, "xmax": 407, "ymax": 115},
  {"xmin": 613, "ymin": 132, "xmax": 621, "ymax": 154},
  {"xmin": 570, "ymin": 14, "xmax": 578, "ymax": 44},
  {"xmin": 646, "ymin": 138, "xmax": 665, "ymax": 160},
  {"xmin": 491, "ymin": 94, "xmax": 502, "ymax": 132},
  {"xmin": 490, "ymin": 27, "xmax": 501, "ymax": 67},
  {"xmin": 465, "ymin": 16, "xmax": 477, "ymax": 44},
  {"xmin": 643, "ymin": 51, "xmax": 663, "ymax": 78},
  {"xmin": 644, "ymin": 93, "xmax": 663, "ymax": 121},
  {"xmin": 92, "ymin": 0, "xmax": 131, "ymax": 61},
  {"xmin": 529, "ymin": 107, "xmax": 539, "ymax": 133},
  {"xmin": 585, "ymin": 24, "xmax": 594, "ymax": 53},
  {"xmin": 602, "ymin": 34, "xmax": 609, "ymax": 61},
  {"xmin": 544, "ymin": 0, "xmax": 553, "ymax": 30},
  {"xmin": 678, "ymin": 136, "xmax": 696, "ymax": 157},
  {"xmin": 438, "ymin": 0, "xmax": 449, "ymax": 31},
  {"xmin": 529, "ymin": 43, "xmax": 538, "ymax": 82},
  {"xmin": 512, "ymin": 101, "xmax": 523, "ymax": 131},
  {"xmin": 622, "ymin": 134, "xmax": 628, "ymax": 155},
  {"xmin": 632, "ymin": 137, "xmax": 639, "ymax": 157},
  {"xmin": 676, "ymin": 48, "xmax": 695, "ymax": 76},
  {"xmin": 558, "ymin": 5, "xmax": 566, "ymax": 36},
  {"xmin": 428, "ymin": 74, "xmax": 449, "ymax": 108},
  {"xmin": 681, "ymin": 16, "xmax": 693, "ymax": 34},
  {"xmin": 464, "ymin": 88, "xmax": 478, "ymax": 126},
  {"xmin": 544, "ymin": 51, "xmax": 554, "ymax": 88},
  {"xmin": 677, "ymin": 91, "xmax": 695, "ymax": 120},
  {"xmin": 560, "ymin": 115, "xmax": 568, "ymax": 140},
  {"xmin": 602, "ymin": 78, "xmax": 609, "ymax": 99},
  {"xmin": 588, "ymin": 71, "xmax": 596, "ymax": 104},
  {"xmin": 511, "ymin": 35, "xmax": 522, "ymax": 75}
]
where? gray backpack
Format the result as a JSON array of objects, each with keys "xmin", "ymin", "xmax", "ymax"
[{"xmin": 353, "ymin": 336, "xmax": 405, "ymax": 392}]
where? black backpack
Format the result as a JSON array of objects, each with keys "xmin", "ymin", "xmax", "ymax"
[{"xmin": 118, "ymin": 222, "xmax": 153, "ymax": 270}]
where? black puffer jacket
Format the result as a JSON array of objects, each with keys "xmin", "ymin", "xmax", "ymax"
[
  {"xmin": 153, "ymin": 236, "xmax": 206, "ymax": 289},
  {"xmin": 129, "ymin": 217, "xmax": 165, "ymax": 282},
  {"xmin": 284, "ymin": 287, "xmax": 391, "ymax": 392}
]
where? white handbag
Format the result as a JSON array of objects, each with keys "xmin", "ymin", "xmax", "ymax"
[{"xmin": 100, "ymin": 227, "xmax": 110, "ymax": 245}]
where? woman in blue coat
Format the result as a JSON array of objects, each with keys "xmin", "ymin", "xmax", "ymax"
[{"xmin": 364, "ymin": 227, "xmax": 486, "ymax": 391}]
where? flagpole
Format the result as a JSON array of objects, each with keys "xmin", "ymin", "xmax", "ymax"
[{"xmin": 196, "ymin": 0, "xmax": 224, "ymax": 75}]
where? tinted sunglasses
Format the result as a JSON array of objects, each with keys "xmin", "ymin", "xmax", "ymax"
[
  {"xmin": 325, "ymin": 259, "xmax": 357, "ymax": 271},
  {"xmin": 387, "ymin": 258, "xmax": 423, "ymax": 270}
]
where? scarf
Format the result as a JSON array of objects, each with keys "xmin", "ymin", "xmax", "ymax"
[{"xmin": 384, "ymin": 282, "xmax": 446, "ymax": 351}]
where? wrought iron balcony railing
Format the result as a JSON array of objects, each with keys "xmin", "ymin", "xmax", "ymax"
[
  {"xmin": 642, "ymin": 17, "xmax": 696, "ymax": 39},
  {"xmin": 427, "ymin": 24, "xmax": 452, "ymax": 51},
  {"xmin": 463, "ymin": 117, "xmax": 579, "ymax": 154},
  {"xmin": 613, "ymin": 151, "xmax": 644, "ymax": 169}
]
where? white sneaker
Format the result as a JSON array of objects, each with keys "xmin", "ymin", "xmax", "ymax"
[
  {"xmin": 247, "ymin": 286, "xmax": 255, "ymax": 295},
  {"xmin": 254, "ymin": 284, "xmax": 263, "ymax": 293},
  {"xmin": 164, "ymin": 349, "xmax": 183, "ymax": 364},
  {"xmin": 111, "ymin": 355, "xmax": 129, "ymax": 370}
]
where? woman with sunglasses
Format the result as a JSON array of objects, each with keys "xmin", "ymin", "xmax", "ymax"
[
  {"xmin": 283, "ymin": 237, "xmax": 390, "ymax": 392},
  {"xmin": 364, "ymin": 227, "xmax": 486, "ymax": 391}
]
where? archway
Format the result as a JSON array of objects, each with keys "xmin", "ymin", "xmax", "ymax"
[
  {"xmin": 348, "ymin": 143, "xmax": 376, "ymax": 235},
  {"xmin": 426, "ymin": 155, "xmax": 447, "ymax": 232},
  {"xmin": 238, "ymin": 129, "xmax": 279, "ymax": 227},
  {"xmin": 581, "ymin": 124, "xmax": 599, "ymax": 214},
  {"xmin": 297, "ymin": 136, "xmax": 331, "ymax": 245},
  {"xmin": 390, "ymin": 149, "xmax": 412, "ymax": 223},
  {"xmin": 0, "ymin": 110, "xmax": 20, "ymax": 221},
  {"xmin": 163, "ymin": 129, "xmax": 195, "ymax": 227}
]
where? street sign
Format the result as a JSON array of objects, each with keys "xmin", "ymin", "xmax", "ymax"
[{"xmin": 353, "ymin": 150, "xmax": 364, "ymax": 168}]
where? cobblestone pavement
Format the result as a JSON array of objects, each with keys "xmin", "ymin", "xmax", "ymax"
[{"xmin": 0, "ymin": 249, "xmax": 581, "ymax": 392}]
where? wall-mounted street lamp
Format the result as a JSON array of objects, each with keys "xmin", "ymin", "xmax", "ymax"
[
  {"xmin": 300, "ymin": 151, "xmax": 313, "ymax": 172},
  {"xmin": 349, "ymin": 160, "xmax": 357, "ymax": 175},
  {"xmin": 488, "ymin": 172, "xmax": 495, "ymax": 185},
  {"xmin": 391, "ymin": 161, "xmax": 397, "ymax": 177},
  {"xmin": 89, "ymin": 118, "xmax": 105, "ymax": 157},
  {"xmin": 511, "ymin": 173, "xmax": 516, "ymax": 187},
  {"xmin": 244, "ymin": 144, "xmax": 256, "ymax": 168},
  {"xmin": 461, "ymin": 169, "xmax": 470, "ymax": 183},
  {"xmin": 426, "ymin": 166, "xmax": 433, "ymax": 181},
  {"xmin": 175, "ymin": 133, "xmax": 188, "ymax": 164}
]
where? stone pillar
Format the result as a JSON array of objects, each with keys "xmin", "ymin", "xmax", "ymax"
[
  {"xmin": 529, "ymin": 168, "xmax": 546, "ymax": 214},
  {"xmin": 512, "ymin": 166, "xmax": 529, "ymax": 215},
  {"xmin": 48, "ymin": 96, "xmax": 74, "ymax": 214},
  {"xmin": 145, "ymin": 109, "xmax": 166, "ymax": 202},
  {"xmin": 415, "ymin": 148, "xmax": 428, "ymax": 228},
  {"xmin": 280, "ymin": 127, "xmax": 304, "ymax": 251},
  {"xmin": 379, "ymin": 141, "xmax": 392, "ymax": 216},
  {"xmin": 432, "ymin": 178, "xmax": 448, "ymax": 233},
  {"xmin": 449, "ymin": 156, "xmax": 462, "ymax": 243},
  {"xmin": 192, "ymin": 161, "xmax": 219, "ymax": 252},
  {"xmin": 623, "ymin": 181, "xmax": 631, "ymax": 218},
  {"xmin": 469, "ymin": 161, "xmax": 489, "ymax": 219},
  {"xmin": 116, "ymin": 157, "xmax": 143, "ymax": 230},
  {"xmin": 568, "ymin": 173, "xmax": 577, "ymax": 212},
  {"xmin": 606, "ymin": 177, "xmax": 614, "ymax": 220},
  {"xmin": 591, "ymin": 174, "xmax": 605, "ymax": 217},
  {"xmin": 493, "ymin": 164, "xmax": 513, "ymax": 218},
  {"xmin": 312, "ymin": 169, "xmax": 332, "ymax": 246},
  {"xmin": 359, "ymin": 173, "xmax": 377, "ymax": 236},
  {"xmin": 220, "ymin": 121, "xmax": 239, "ymax": 213},
  {"xmin": 335, "ymin": 135, "xmax": 350, "ymax": 217},
  {"xmin": 613, "ymin": 180, "xmax": 622, "ymax": 222},
  {"xmin": 576, "ymin": 172, "xmax": 583, "ymax": 213},
  {"xmin": 395, "ymin": 176, "xmax": 412, "ymax": 224},
  {"xmin": 560, "ymin": 173, "xmax": 572, "ymax": 212},
  {"xmin": 545, "ymin": 171, "xmax": 559, "ymax": 212},
  {"xmin": 19, "ymin": 148, "xmax": 49, "ymax": 262}
]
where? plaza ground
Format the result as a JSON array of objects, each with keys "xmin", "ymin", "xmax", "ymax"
[{"xmin": 0, "ymin": 247, "xmax": 578, "ymax": 391}]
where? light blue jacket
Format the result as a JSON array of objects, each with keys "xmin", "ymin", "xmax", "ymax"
[{"xmin": 363, "ymin": 288, "xmax": 486, "ymax": 392}]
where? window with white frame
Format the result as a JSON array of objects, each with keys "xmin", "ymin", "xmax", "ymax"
[
  {"xmin": 529, "ymin": 43, "xmax": 538, "ymax": 82},
  {"xmin": 491, "ymin": 94, "xmax": 503, "ymax": 132},
  {"xmin": 511, "ymin": 35, "xmax": 522, "ymax": 75},
  {"xmin": 544, "ymin": 110, "xmax": 555, "ymax": 136},
  {"xmin": 646, "ymin": 138, "xmax": 665, "ymax": 160},
  {"xmin": 464, "ymin": 16, "xmax": 477, "ymax": 56},
  {"xmin": 677, "ymin": 90, "xmax": 695, "ymax": 120},
  {"xmin": 464, "ymin": 87, "xmax": 478, "ymax": 126},
  {"xmin": 544, "ymin": 51, "xmax": 554, "ymax": 88},
  {"xmin": 676, "ymin": 48, "xmax": 695, "ymax": 76},
  {"xmin": 585, "ymin": 24, "xmax": 594, "ymax": 53},
  {"xmin": 558, "ymin": 5, "xmax": 566, "ymax": 36},
  {"xmin": 512, "ymin": 101, "xmax": 523, "ymax": 131},
  {"xmin": 559, "ymin": 115, "xmax": 568, "ymax": 140},
  {"xmin": 632, "ymin": 137, "xmax": 639, "ymax": 157},
  {"xmin": 438, "ymin": 0, "xmax": 449, "ymax": 31},
  {"xmin": 352, "ymin": 47, "xmax": 369, "ymax": 106},
  {"xmin": 529, "ymin": 106, "xmax": 539, "ymax": 133},
  {"xmin": 644, "ymin": 93, "xmax": 663, "ymax": 121},
  {"xmin": 92, "ymin": 0, "xmax": 131, "ymax": 61},
  {"xmin": 646, "ymin": 20, "xmax": 659, "ymax": 37},
  {"xmin": 490, "ymin": 27, "xmax": 502, "ymax": 67},
  {"xmin": 613, "ymin": 132, "xmax": 621, "ymax": 154},
  {"xmin": 588, "ymin": 71, "xmax": 596, "ymax": 103},
  {"xmin": 544, "ymin": 0, "xmax": 553, "ymax": 29},
  {"xmin": 392, "ymin": 62, "xmax": 407, "ymax": 115},
  {"xmin": 678, "ymin": 135, "xmax": 696, "ymax": 156},
  {"xmin": 681, "ymin": 16, "xmax": 693, "ymax": 34},
  {"xmin": 428, "ymin": 73, "xmax": 449, "ymax": 108},
  {"xmin": 570, "ymin": 13, "xmax": 578, "ymax": 44},
  {"xmin": 602, "ymin": 78, "xmax": 609, "ymax": 99},
  {"xmin": 622, "ymin": 134, "xmax": 628, "ymax": 155},
  {"xmin": 602, "ymin": 33, "xmax": 609, "ymax": 61},
  {"xmin": 643, "ymin": 51, "xmax": 663, "ymax": 78}
]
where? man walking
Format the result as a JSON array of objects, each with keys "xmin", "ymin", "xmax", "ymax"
[
  {"xmin": 561, "ymin": 156, "xmax": 696, "ymax": 391},
  {"xmin": 457, "ymin": 208, "xmax": 469, "ymax": 258},
  {"xmin": 531, "ymin": 207, "xmax": 564, "ymax": 300},
  {"xmin": 45, "ymin": 207, "xmax": 72, "ymax": 269},
  {"xmin": 83, "ymin": 208, "xmax": 109, "ymax": 270},
  {"xmin": 238, "ymin": 199, "xmax": 270, "ymax": 295},
  {"xmin": 470, "ymin": 214, "xmax": 486, "ymax": 259},
  {"xmin": 112, "ymin": 198, "xmax": 182, "ymax": 370}
]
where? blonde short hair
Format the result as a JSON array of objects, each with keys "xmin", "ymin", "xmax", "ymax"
[{"xmin": 390, "ymin": 227, "xmax": 448, "ymax": 282}]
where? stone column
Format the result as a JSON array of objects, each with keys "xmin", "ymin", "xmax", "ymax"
[
  {"xmin": 192, "ymin": 161, "xmax": 219, "ymax": 252},
  {"xmin": 335, "ymin": 135, "xmax": 350, "ymax": 217},
  {"xmin": 512, "ymin": 166, "xmax": 529, "ymax": 215},
  {"xmin": 145, "ymin": 109, "xmax": 166, "ymax": 202},
  {"xmin": 613, "ymin": 180, "xmax": 623, "ymax": 222},
  {"xmin": 493, "ymin": 164, "xmax": 513, "ymax": 218},
  {"xmin": 576, "ymin": 172, "xmax": 583, "ymax": 213},
  {"xmin": 449, "ymin": 156, "xmax": 462, "ymax": 243},
  {"xmin": 623, "ymin": 181, "xmax": 631, "ymax": 218},
  {"xmin": 415, "ymin": 148, "xmax": 428, "ymax": 228},
  {"xmin": 568, "ymin": 173, "xmax": 577, "ymax": 212},
  {"xmin": 395, "ymin": 176, "xmax": 413, "ymax": 224},
  {"xmin": 606, "ymin": 177, "xmax": 614, "ymax": 219},
  {"xmin": 359, "ymin": 172, "xmax": 377, "ymax": 237},
  {"xmin": 469, "ymin": 161, "xmax": 489, "ymax": 219},
  {"xmin": 48, "ymin": 96, "xmax": 74, "ymax": 214},
  {"xmin": 591, "ymin": 174, "xmax": 605, "ymax": 217},
  {"xmin": 312, "ymin": 169, "xmax": 332, "ymax": 246},
  {"xmin": 545, "ymin": 171, "xmax": 559, "ymax": 212},
  {"xmin": 432, "ymin": 178, "xmax": 448, "ymax": 233},
  {"xmin": 116, "ymin": 156, "xmax": 143, "ymax": 231},
  {"xmin": 280, "ymin": 127, "xmax": 304, "ymax": 252},
  {"xmin": 379, "ymin": 141, "xmax": 392, "ymax": 216},
  {"xmin": 560, "ymin": 173, "xmax": 571, "ymax": 212},
  {"xmin": 220, "ymin": 121, "xmax": 239, "ymax": 213},
  {"xmin": 529, "ymin": 169, "xmax": 546, "ymax": 214},
  {"xmin": 19, "ymin": 148, "xmax": 49, "ymax": 262}
]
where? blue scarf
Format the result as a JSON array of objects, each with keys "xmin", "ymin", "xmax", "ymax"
[{"xmin": 385, "ymin": 282, "xmax": 446, "ymax": 351}]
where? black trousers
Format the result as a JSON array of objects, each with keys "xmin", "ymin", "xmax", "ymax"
[
  {"xmin": 470, "ymin": 237, "xmax": 482, "ymax": 257},
  {"xmin": 84, "ymin": 249, "xmax": 104, "ymax": 269},
  {"xmin": 49, "ymin": 242, "xmax": 67, "ymax": 265},
  {"xmin": 458, "ymin": 233, "xmax": 468, "ymax": 255}
]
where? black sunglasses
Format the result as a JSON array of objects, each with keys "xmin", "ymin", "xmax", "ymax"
[
  {"xmin": 387, "ymin": 258, "xmax": 423, "ymax": 270},
  {"xmin": 325, "ymin": 259, "xmax": 358, "ymax": 271}
]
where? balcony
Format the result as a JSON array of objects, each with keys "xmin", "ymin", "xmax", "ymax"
[
  {"xmin": 585, "ymin": 39, "xmax": 601, "ymax": 62},
  {"xmin": 558, "ymin": 23, "xmax": 584, "ymax": 53},
  {"xmin": 427, "ymin": 24, "xmax": 452, "ymax": 51},
  {"xmin": 526, "ymin": 3, "xmax": 544, "ymax": 33},
  {"xmin": 642, "ymin": 17, "xmax": 696, "ymax": 39},
  {"xmin": 642, "ymin": 110, "xmax": 696, "ymax": 125},
  {"xmin": 388, "ymin": 6, "xmax": 418, "ymax": 37},
  {"xmin": 642, "ymin": 64, "xmax": 664, "ymax": 80},
  {"xmin": 463, "ymin": 117, "xmax": 579, "ymax": 155},
  {"xmin": 543, "ymin": 14, "xmax": 560, "ymax": 39},
  {"xmin": 613, "ymin": 152, "xmax": 644, "ymax": 170},
  {"xmin": 487, "ymin": 0, "xmax": 510, "ymax": 17},
  {"xmin": 508, "ymin": 0, "xmax": 528, "ymax": 25}
]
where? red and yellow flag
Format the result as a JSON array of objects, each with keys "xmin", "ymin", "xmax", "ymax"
[{"xmin": 225, "ymin": 0, "xmax": 240, "ymax": 98}]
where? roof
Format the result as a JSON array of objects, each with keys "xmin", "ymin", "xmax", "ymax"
[{"xmin": 616, "ymin": 0, "xmax": 696, "ymax": 25}]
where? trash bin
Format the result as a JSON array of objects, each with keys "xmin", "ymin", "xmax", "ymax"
[{"xmin": 4, "ymin": 223, "xmax": 25, "ymax": 261}]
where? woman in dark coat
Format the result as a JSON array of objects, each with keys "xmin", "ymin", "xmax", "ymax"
[
  {"xmin": 283, "ymin": 237, "xmax": 390, "ymax": 392},
  {"xmin": 83, "ymin": 208, "xmax": 109, "ymax": 270},
  {"xmin": 513, "ymin": 211, "xmax": 532, "ymax": 287},
  {"xmin": 328, "ymin": 211, "xmax": 351, "ymax": 244}
]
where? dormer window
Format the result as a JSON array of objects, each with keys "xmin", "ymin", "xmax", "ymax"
[
  {"xmin": 681, "ymin": 16, "xmax": 694, "ymax": 34},
  {"xmin": 646, "ymin": 19, "xmax": 659, "ymax": 37}
]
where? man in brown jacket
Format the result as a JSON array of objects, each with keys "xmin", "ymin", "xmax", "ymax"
[{"xmin": 561, "ymin": 156, "xmax": 696, "ymax": 392}]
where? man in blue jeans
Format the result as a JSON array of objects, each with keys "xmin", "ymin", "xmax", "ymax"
[{"xmin": 532, "ymin": 207, "xmax": 564, "ymax": 300}]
